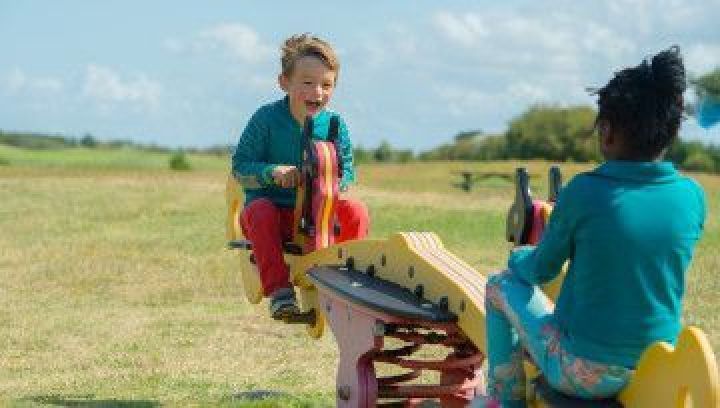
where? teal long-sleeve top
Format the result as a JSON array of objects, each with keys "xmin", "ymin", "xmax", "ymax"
[
  {"xmin": 231, "ymin": 97, "xmax": 356, "ymax": 208},
  {"xmin": 509, "ymin": 161, "xmax": 705, "ymax": 367}
]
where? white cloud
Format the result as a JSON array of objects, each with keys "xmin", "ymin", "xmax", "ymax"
[
  {"xmin": 432, "ymin": 10, "xmax": 583, "ymax": 77},
  {"xmin": 162, "ymin": 37, "xmax": 185, "ymax": 53},
  {"xmin": 387, "ymin": 24, "xmax": 418, "ymax": 56},
  {"xmin": 248, "ymin": 75, "xmax": 275, "ymax": 89},
  {"xmin": 685, "ymin": 43, "xmax": 720, "ymax": 74},
  {"xmin": 433, "ymin": 11, "xmax": 571, "ymax": 53},
  {"xmin": 2, "ymin": 68, "xmax": 63, "ymax": 94},
  {"xmin": 606, "ymin": 0, "xmax": 653, "ymax": 34},
  {"xmin": 581, "ymin": 23, "xmax": 636, "ymax": 61},
  {"xmin": 432, "ymin": 12, "xmax": 489, "ymax": 48},
  {"xmin": 433, "ymin": 84, "xmax": 497, "ymax": 117},
  {"xmin": 432, "ymin": 10, "xmax": 637, "ymax": 71},
  {"xmin": 607, "ymin": 0, "xmax": 710, "ymax": 32},
  {"xmin": 82, "ymin": 64, "xmax": 161, "ymax": 110},
  {"xmin": 434, "ymin": 81, "xmax": 553, "ymax": 119},
  {"xmin": 354, "ymin": 23, "xmax": 422, "ymax": 72},
  {"xmin": 195, "ymin": 23, "xmax": 273, "ymax": 63},
  {"xmin": 508, "ymin": 82, "xmax": 549, "ymax": 101},
  {"xmin": 5, "ymin": 68, "xmax": 26, "ymax": 92}
]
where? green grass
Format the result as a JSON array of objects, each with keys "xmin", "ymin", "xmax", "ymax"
[{"xmin": 0, "ymin": 148, "xmax": 718, "ymax": 406}]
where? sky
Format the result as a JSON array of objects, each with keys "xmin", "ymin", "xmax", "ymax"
[{"xmin": 2, "ymin": 1, "xmax": 720, "ymax": 151}]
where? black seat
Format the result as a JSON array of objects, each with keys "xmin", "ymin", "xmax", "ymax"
[
  {"xmin": 532, "ymin": 376, "xmax": 623, "ymax": 408},
  {"xmin": 307, "ymin": 265, "xmax": 456, "ymax": 323},
  {"xmin": 227, "ymin": 239, "xmax": 303, "ymax": 255}
]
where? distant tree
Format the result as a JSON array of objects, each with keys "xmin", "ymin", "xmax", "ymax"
[
  {"xmin": 667, "ymin": 140, "xmax": 720, "ymax": 173},
  {"xmin": 505, "ymin": 104, "xmax": 599, "ymax": 161},
  {"xmin": 373, "ymin": 141, "xmax": 393, "ymax": 162},
  {"xmin": 394, "ymin": 149, "xmax": 415, "ymax": 163},
  {"xmin": 420, "ymin": 132, "xmax": 506, "ymax": 161},
  {"xmin": 363, "ymin": 140, "xmax": 415, "ymax": 163},
  {"xmin": 690, "ymin": 67, "xmax": 720, "ymax": 129},
  {"xmin": 0, "ymin": 131, "xmax": 75, "ymax": 149},
  {"xmin": 201, "ymin": 144, "xmax": 233, "ymax": 156},
  {"xmin": 454, "ymin": 130, "xmax": 483, "ymax": 142},
  {"xmin": 475, "ymin": 134, "xmax": 508, "ymax": 160},
  {"xmin": 691, "ymin": 68, "xmax": 720, "ymax": 98},
  {"xmin": 80, "ymin": 133, "xmax": 97, "ymax": 148},
  {"xmin": 169, "ymin": 150, "xmax": 191, "ymax": 171},
  {"xmin": 682, "ymin": 151, "xmax": 715, "ymax": 172},
  {"xmin": 353, "ymin": 146, "xmax": 373, "ymax": 163}
]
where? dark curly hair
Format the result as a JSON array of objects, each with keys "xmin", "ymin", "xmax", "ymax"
[{"xmin": 592, "ymin": 46, "xmax": 686, "ymax": 160}]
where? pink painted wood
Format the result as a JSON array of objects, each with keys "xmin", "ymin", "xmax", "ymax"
[{"xmin": 316, "ymin": 285, "xmax": 484, "ymax": 407}]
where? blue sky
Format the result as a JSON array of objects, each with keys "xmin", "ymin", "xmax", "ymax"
[{"xmin": 2, "ymin": 1, "xmax": 719, "ymax": 150}]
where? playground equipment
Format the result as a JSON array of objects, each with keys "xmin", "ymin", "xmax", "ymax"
[
  {"xmin": 227, "ymin": 126, "xmax": 719, "ymax": 406},
  {"xmin": 227, "ymin": 117, "xmax": 487, "ymax": 406},
  {"xmin": 451, "ymin": 170, "xmax": 517, "ymax": 192}
]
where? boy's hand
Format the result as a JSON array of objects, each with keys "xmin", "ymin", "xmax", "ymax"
[{"xmin": 272, "ymin": 165, "xmax": 300, "ymax": 188}]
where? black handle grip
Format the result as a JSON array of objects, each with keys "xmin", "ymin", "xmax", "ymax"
[
  {"xmin": 506, "ymin": 167, "xmax": 533, "ymax": 245},
  {"xmin": 548, "ymin": 165, "xmax": 562, "ymax": 202}
]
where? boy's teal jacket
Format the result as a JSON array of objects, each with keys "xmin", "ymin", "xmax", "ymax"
[
  {"xmin": 509, "ymin": 161, "xmax": 705, "ymax": 367},
  {"xmin": 232, "ymin": 97, "xmax": 356, "ymax": 208}
]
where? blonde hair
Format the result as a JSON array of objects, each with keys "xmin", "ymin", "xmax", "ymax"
[{"xmin": 281, "ymin": 33, "xmax": 340, "ymax": 82}]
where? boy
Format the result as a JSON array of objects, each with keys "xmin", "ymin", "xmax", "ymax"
[{"xmin": 232, "ymin": 33, "xmax": 369, "ymax": 319}]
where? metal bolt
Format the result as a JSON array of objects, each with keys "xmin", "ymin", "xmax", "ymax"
[
  {"xmin": 439, "ymin": 296, "xmax": 449, "ymax": 311},
  {"xmin": 337, "ymin": 385, "xmax": 351, "ymax": 401}
]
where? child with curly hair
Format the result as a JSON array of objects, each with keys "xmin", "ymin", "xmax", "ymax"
[{"xmin": 479, "ymin": 46, "xmax": 706, "ymax": 407}]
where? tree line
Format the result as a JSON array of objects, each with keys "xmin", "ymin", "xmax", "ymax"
[
  {"xmin": 2, "ymin": 107, "xmax": 719, "ymax": 173},
  {"xmin": 0, "ymin": 131, "xmax": 229, "ymax": 156}
]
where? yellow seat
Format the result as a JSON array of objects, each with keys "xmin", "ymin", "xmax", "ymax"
[{"xmin": 618, "ymin": 326, "xmax": 719, "ymax": 407}]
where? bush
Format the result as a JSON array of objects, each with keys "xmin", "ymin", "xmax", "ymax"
[
  {"xmin": 691, "ymin": 68, "xmax": 720, "ymax": 99},
  {"xmin": 169, "ymin": 151, "xmax": 191, "ymax": 171},
  {"xmin": 80, "ymin": 133, "xmax": 97, "ymax": 148},
  {"xmin": 682, "ymin": 151, "xmax": 715, "ymax": 173}
]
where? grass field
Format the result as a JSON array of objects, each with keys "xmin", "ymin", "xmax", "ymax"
[{"xmin": 1, "ymin": 147, "xmax": 718, "ymax": 407}]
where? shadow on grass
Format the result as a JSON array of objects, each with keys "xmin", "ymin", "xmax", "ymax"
[
  {"xmin": 18, "ymin": 391, "xmax": 333, "ymax": 408},
  {"xmin": 19, "ymin": 395, "xmax": 159, "ymax": 407},
  {"xmin": 225, "ymin": 390, "xmax": 333, "ymax": 408},
  {"xmin": 232, "ymin": 390, "xmax": 289, "ymax": 400}
]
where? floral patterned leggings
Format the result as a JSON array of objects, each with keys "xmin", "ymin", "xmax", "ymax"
[{"xmin": 483, "ymin": 270, "xmax": 632, "ymax": 408}]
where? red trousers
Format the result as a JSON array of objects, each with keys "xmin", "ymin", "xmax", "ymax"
[{"xmin": 240, "ymin": 197, "xmax": 369, "ymax": 296}]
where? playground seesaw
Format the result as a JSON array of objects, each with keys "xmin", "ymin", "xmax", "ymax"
[{"xmin": 226, "ymin": 117, "xmax": 719, "ymax": 407}]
